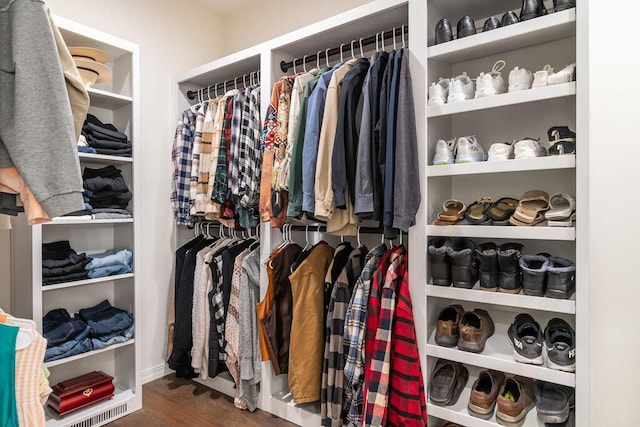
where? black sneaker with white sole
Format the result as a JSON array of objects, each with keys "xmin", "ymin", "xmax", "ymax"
[
  {"xmin": 508, "ymin": 313, "xmax": 543, "ymax": 365},
  {"xmin": 535, "ymin": 381, "xmax": 575, "ymax": 424},
  {"xmin": 544, "ymin": 318, "xmax": 576, "ymax": 372}
]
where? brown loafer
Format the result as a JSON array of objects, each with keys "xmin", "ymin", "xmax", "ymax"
[
  {"xmin": 435, "ymin": 304, "xmax": 465, "ymax": 347},
  {"xmin": 458, "ymin": 309, "xmax": 495, "ymax": 353},
  {"xmin": 468, "ymin": 370, "xmax": 506, "ymax": 419},
  {"xmin": 496, "ymin": 376, "xmax": 535, "ymax": 423}
]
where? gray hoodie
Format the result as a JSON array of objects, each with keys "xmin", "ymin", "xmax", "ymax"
[{"xmin": 0, "ymin": 0, "xmax": 84, "ymax": 218}]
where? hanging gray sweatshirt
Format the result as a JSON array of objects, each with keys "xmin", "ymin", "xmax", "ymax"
[{"xmin": 0, "ymin": 0, "xmax": 84, "ymax": 218}]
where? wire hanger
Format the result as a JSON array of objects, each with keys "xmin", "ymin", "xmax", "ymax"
[{"xmin": 402, "ymin": 24, "xmax": 407, "ymax": 48}]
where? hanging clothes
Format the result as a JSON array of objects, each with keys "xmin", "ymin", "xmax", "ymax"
[
  {"xmin": 288, "ymin": 241, "xmax": 334, "ymax": 404},
  {"xmin": 171, "ymin": 110, "xmax": 197, "ymax": 226},
  {"xmin": 15, "ymin": 326, "xmax": 47, "ymax": 427},
  {"xmin": 0, "ymin": 323, "xmax": 19, "ymax": 427}
]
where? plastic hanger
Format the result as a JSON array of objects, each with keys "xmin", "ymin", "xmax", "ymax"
[
  {"xmin": 340, "ymin": 43, "xmax": 345, "ymax": 63},
  {"xmin": 359, "ymin": 38, "xmax": 365, "ymax": 58},
  {"xmin": 325, "ymin": 48, "xmax": 331, "ymax": 68},
  {"xmin": 350, "ymin": 40, "xmax": 356, "ymax": 60},
  {"xmin": 302, "ymin": 225, "xmax": 312, "ymax": 251},
  {"xmin": 357, "ymin": 226, "xmax": 362, "ymax": 248},
  {"xmin": 402, "ymin": 25, "xmax": 407, "ymax": 48},
  {"xmin": 393, "ymin": 27, "xmax": 397, "ymax": 50},
  {"xmin": 0, "ymin": 314, "xmax": 34, "ymax": 350},
  {"xmin": 302, "ymin": 55, "xmax": 308, "ymax": 73},
  {"xmin": 292, "ymin": 58, "xmax": 297, "ymax": 75},
  {"xmin": 381, "ymin": 30, "xmax": 386, "ymax": 52},
  {"xmin": 316, "ymin": 51, "xmax": 321, "ymax": 69}
]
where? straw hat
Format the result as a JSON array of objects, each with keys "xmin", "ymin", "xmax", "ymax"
[{"xmin": 69, "ymin": 47, "xmax": 112, "ymax": 87}]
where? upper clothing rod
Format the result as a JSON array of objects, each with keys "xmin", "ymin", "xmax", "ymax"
[
  {"xmin": 279, "ymin": 25, "xmax": 409, "ymax": 73},
  {"xmin": 186, "ymin": 70, "xmax": 261, "ymax": 100}
]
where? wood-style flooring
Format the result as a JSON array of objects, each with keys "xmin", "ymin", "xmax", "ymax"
[{"xmin": 109, "ymin": 374, "xmax": 296, "ymax": 427}]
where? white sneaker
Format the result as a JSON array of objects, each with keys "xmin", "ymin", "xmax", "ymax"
[
  {"xmin": 508, "ymin": 66, "xmax": 533, "ymax": 92},
  {"xmin": 475, "ymin": 60, "xmax": 507, "ymax": 98},
  {"xmin": 432, "ymin": 138, "xmax": 457, "ymax": 165},
  {"xmin": 455, "ymin": 136, "xmax": 486, "ymax": 163},
  {"xmin": 514, "ymin": 138, "xmax": 548, "ymax": 159},
  {"xmin": 548, "ymin": 63, "xmax": 576, "ymax": 85},
  {"xmin": 487, "ymin": 141, "xmax": 515, "ymax": 161},
  {"xmin": 447, "ymin": 72, "xmax": 475, "ymax": 103},
  {"xmin": 428, "ymin": 78, "xmax": 451, "ymax": 106},
  {"xmin": 532, "ymin": 64, "xmax": 554, "ymax": 88}
]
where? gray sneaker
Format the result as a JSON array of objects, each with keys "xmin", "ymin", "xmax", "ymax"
[
  {"xmin": 534, "ymin": 381, "xmax": 574, "ymax": 424},
  {"xmin": 508, "ymin": 313, "xmax": 543, "ymax": 365},
  {"xmin": 544, "ymin": 318, "xmax": 576, "ymax": 372}
]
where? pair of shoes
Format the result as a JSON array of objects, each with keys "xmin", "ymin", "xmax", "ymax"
[
  {"xmin": 428, "ymin": 238, "xmax": 479, "ymax": 287},
  {"xmin": 483, "ymin": 11, "xmax": 520, "ymax": 31},
  {"xmin": 548, "ymin": 125, "xmax": 576, "ymax": 155},
  {"xmin": 532, "ymin": 63, "xmax": 577, "ymax": 88},
  {"xmin": 435, "ymin": 305, "xmax": 495, "ymax": 353},
  {"xmin": 488, "ymin": 137, "xmax": 548, "ymax": 160},
  {"xmin": 510, "ymin": 190, "xmax": 550, "ymax": 226},
  {"xmin": 429, "ymin": 359, "xmax": 468, "ymax": 406},
  {"xmin": 520, "ymin": 0, "xmax": 548, "ymax": 21},
  {"xmin": 428, "ymin": 73, "xmax": 476, "ymax": 104},
  {"xmin": 521, "ymin": 254, "xmax": 576, "ymax": 298},
  {"xmin": 496, "ymin": 376, "xmax": 536, "ymax": 424},
  {"xmin": 545, "ymin": 193, "xmax": 576, "ymax": 226},
  {"xmin": 432, "ymin": 136, "xmax": 486, "ymax": 165},
  {"xmin": 535, "ymin": 381, "xmax": 575, "ymax": 424},
  {"xmin": 434, "ymin": 16, "xmax": 476, "ymax": 45},
  {"xmin": 469, "ymin": 371, "xmax": 536, "ymax": 422},
  {"xmin": 476, "ymin": 242, "xmax": 524, "ymax": 293},
  {"xmin": 508, "ymin": 315, "xmax": 576, "ymax": 371}
]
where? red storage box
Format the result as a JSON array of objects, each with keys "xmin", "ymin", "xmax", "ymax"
[{"xmin": 48, "ymin": 371, "xmax": 115, "ymax": 417}]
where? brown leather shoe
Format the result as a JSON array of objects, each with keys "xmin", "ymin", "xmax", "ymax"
[
  {"xmin": 496, "ymin": 376, "xmax": 535, "ymax": 423},
  {"xmin": 435, "ymin": 304, "xmax": 465, "ymax": 347},
  {"xmin": 468, "ymin": 370, "xmax": 506, "ymax": 418},
  {"xmin": 457, "ymin": 309, "xmax": 495, "ymax": 353}
]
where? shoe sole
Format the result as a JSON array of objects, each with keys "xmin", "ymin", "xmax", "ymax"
[
  {"xmin": 555, "ymin": 5, "xmax": 575, "ymax": 11},
  {"xmin": 468, "ymin": 401, "xmax": 496, "ymax": 418},
  {"xmin": 522, "ymin": 287, "xmax": 545, "ymax": 297},
  {"xmin": 498, "ymin": 287, "xmax": 522, "ymax": 294},
  {"xmin": 546, "ymin": 356, "xmax": 576, "ymax": 372},
  {"xmin": 496, "ymin": 401, "xmax": 535, "ymax": 423},
  {"xmin": 537, "ymin": 409, "xmax": 570, "ymax": 424},
  {"xmin": 448, "ymin": 94, "xmax": 469, "ymax": 103},
  {"xmin": 455, "ymin": 156, "xmax": 486, "ymax": 163},
  {"xmin": 509, "ymin": 337, "xmax": 544, "ymax": 365},
  {"xmin": 545, "ymin": 288, "xmax": 574, "ymax": 299},
  {"xmin": 435, "ymin": 335, "xmax": 458, "ymax": 347}
]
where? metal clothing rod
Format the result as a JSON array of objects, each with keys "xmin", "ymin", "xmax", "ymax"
[
  {"xmin": 279, "ymin": 25, "xmax": 408, "ymax": 73},
  {"xmin": 285, "ymin": 223, "xmax": 407, "ymax": 236},
  {"xmin": 186, "ymin": 70, "xmax": 261, "ymax": 100}
]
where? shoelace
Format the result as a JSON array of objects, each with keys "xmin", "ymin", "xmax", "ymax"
[{"xmin": 491, "ymin": 59, "xmax": 506, "ymax": 76}]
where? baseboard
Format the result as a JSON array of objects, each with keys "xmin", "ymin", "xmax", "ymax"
[{"xmin": 142, "ymin": 363, "xmax": 170, "ymax": 384}]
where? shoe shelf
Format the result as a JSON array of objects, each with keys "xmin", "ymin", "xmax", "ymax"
[
  {"xmin": 44, "ymin": 339, "xmax": 135, "ymax": 368},
  {"xmin": 86, "ymin": 87, "xmax": 133, "ymax": 109},
  {"xmin": 45, "ymin": 387, "xmax": 134, "ymax": 427},
  {"xmin": 46, "ymin": 217, "xmax": 133, "ymax": 225},
  {"xmin": 427, "ymin": 372, "xmax": 544, "ymax": 427},
  {"xmin": 426, "ymin": 224, "xmax": 575, "ymax": 241},
  {"xmin": 427, "ymin": 82, "xmax": 576, "ymax": 118},
  {"xmin": 427, "ymin": 9, "xmax": 576, "ymax": 63},
  {"xmin": 426, "ymin": 331, "xmax": 575, "ymax": 387},
  {"xmin": 427, "ymin": 155, "xmax": 575, "ymax": 177},
  {"xmin": 426, "ymin": 284, "xmax": 576, "ymax": 315},
  {"xmin": 78, "ymin": 152, "xmax": 133, "ymax": 165},
  {"xmin": 42, "ymin": 273, "xmax": 134, "ymax": 292}
]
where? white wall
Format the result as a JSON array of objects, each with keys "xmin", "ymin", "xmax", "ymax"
[
  {"xmin": 584, "ymin": 1, "xmax": 640, "ymax": 424},
  {"xmin": 219, "ymin": 0, "xmax": 372, "ymax": 55},
  {"xmin": 49, "ymin": 0, "xmax": 224, "ymax": 378}
]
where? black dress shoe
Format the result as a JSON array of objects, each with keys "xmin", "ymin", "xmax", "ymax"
[
  {"xmin": 501, "ymin": 11, "xmax": 520, "ymax": 26},
  {"xmin": 457, "ymin": 16, "xmax": 476, "ymax": 39},
  {"xmin": 435, "ymin": 18, "xmax": 453, "ymax": 45},
  {"xmin": 554, "ymin": 0, "xmax": 576, "ymax": 12},
  {"xmin": 483, "ymin": 16, "xmax": 502, "ymax": 32},
  {"xmin": 520, "ymin": 0, "xmax": 547, "ymax": 21}
]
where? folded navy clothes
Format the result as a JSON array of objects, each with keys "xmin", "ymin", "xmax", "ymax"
[
  {"xmin": 94, "ymin": 148, "xmax": 132, "ymax": 157},
  {"xmin": 43, "ymin": 308, "xmax": 90, "ymax": 348},
  {"xmin": 87, "ymin": 264, "xmax": 133, "ymax": 278},
  {"xmin": 85, "ymin": 248, "xmax": 132, "ymax": 270},
  {"xmin": 86, "ymin": 135, "xmax": 131, "ymax": 150},
  {"xmin": 83, "ymin": 166, "xmax": 130, "ymax": 192},
  {"xmin": 42, "ymin": 252, "xmax": 90, "ymax": 269},
  {"xmin": 83, "ymin": 115, "xmax": 128, "ymax": 141},
  {"xmin": 42, "ymin": 240, "xmax": 75, "ymax": 260},
  {"xmin": 42, "ymin": 271, "xmax": 90, "ymax": 285},
  {"xmin": 85, "ymin": 113, "xmax": 120, "ymax": 133},
  {"xmin": 78, "ymin": 299, "xmax": 134, "ymax": 337},
  {"xmin": 42, "ymin": 258, "xmax": 91, "ymax": 278}
]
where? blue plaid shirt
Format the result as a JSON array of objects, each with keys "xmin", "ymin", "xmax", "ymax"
[
  {"xmin": 171, "ymin": 109, "xmax": 197, "ymax": 225},
  {"xmin": 343, "ymin": 243, "xmax": 386, "ymax": 425}
]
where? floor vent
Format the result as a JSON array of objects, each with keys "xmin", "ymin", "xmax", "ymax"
[{"xmin": 69, "ymin": 402, "xmax": 128, "ymax": 427}]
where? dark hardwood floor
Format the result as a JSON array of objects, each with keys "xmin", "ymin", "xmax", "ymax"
[{"xmin": 109, "ymin": 374, "xmax": 297, "ymax": 426}]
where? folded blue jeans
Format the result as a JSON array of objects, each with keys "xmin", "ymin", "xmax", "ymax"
[
  {"xmin": 43, "ymin": 309, "xmax": 90, "ymax": 348},
  {"xmin": 85, "ymin": 249, "xmax": 132, "ymax": 270},
  {"xmin": 87, "ymin": 264, "xmax": 133, "ymax": 279},
  {"xmin": 91, "ymin": 325, "xmax": 135, "ymax": 350},
  {"xmin": 45, "ymin": 337, "xmax": 92, "ymax": 362},
  {"xmin": 78, "ymin": 300, "xmax": 134, "ymax": 336}
]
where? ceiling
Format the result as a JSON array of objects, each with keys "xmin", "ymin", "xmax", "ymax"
[{"xmin": 192, "ymin": 0, "xmax": 258, "ymax": 15}]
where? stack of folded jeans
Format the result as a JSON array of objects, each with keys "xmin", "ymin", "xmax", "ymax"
[
  {"xmin": 43, "ymin": 300, "xmax": 134, "ymax": 362},
  {"xmin": 85, "ymin": 248, "xmax": 133, "ymax": 279},
  {"xmin": 83, "ymin": 165, "xmax": 132, "ymax": 212},
  {"xmin": 42, "ymin": 241, "xmax": 92, "ymax": 285},
  {"xmin": 81, "ymin": 114, "xmax": 132, "ymax": 157}
]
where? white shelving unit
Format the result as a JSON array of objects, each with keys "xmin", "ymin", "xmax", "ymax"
[
  {"xmin": 11, "ymin": 16, "xmax": 141, "ymax": 427},
  {"xmin": 424, "ymin": 0, "xmax": 579, "ymax": 425}
]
